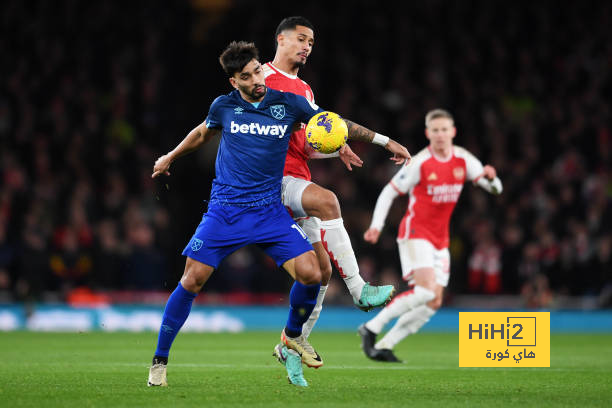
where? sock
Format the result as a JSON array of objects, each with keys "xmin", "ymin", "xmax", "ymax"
[
  {"xmin": 375, "ymin": 306, "xmax": 436, "ymax": 350},
  {"xmin": 320, "ymin": 218, "xmax": 365, "ymax": 300},
  {"xmin": 154, "ymin": 283, "xmax": 197, "ymax": 358},
  {"xmin": 285, "ymin": 281, "xmax": 321, "ymax": 338},
  {"xmin": 365, "ymin": 286, "xmax": 435, "ymax": 334},
  {"xmin": 301, "ymin": 285, "xmax": 328, "ymax": 339}
]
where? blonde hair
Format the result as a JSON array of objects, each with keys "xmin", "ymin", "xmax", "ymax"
[{"xmin": 425, "ymin": 109, "xmax": 454, "ymax": 127}]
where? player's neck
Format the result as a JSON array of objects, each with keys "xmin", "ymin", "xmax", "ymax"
[
  {"xmin": 431, "ymin": 145, "xmax": 453, "ymax": 160},
  {"xmin": 271, "ymin": 56, "xmax": 300, "ymax": 77}
]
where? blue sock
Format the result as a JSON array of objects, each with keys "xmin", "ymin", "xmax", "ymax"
[
  {"xmin": 154, "ymin": 283, "xmax": 197, "ymax": 358},
  {"xmin": 285, "ymin": 281, "xmax": 321, "ymax": 338}
]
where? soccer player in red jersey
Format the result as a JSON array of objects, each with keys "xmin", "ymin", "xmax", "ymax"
[
  {"xmin": 265, "ymin": 17, "xmax": 410, "ymax": 321},
  {"xmin": 359, "ymin": 109, "xmax": 503, "ymax": 362},
  {"xmin": 266, "ymin": 16, "xmax": 410, "ymax": 384}
]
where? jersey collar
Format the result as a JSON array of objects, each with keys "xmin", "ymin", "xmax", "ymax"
[
  {"xmin": 233, "ymin": 89, "xmax": 273, "ymax": 110},
  {"xmin": 428, "ymin": 146, "xmax": 454, "ymax": 162}
]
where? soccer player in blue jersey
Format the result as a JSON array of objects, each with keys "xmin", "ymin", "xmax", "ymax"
[{"xmin": 147, "ymin": 41, "xmax": 330, "ymax": 387}]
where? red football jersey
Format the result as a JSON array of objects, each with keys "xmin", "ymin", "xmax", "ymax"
[
  {"xmin": 390, "ymin": 146, "xmax": 485, "ymax": 249},
  {"xmin": 263, "ymin": 62, "xmax": 314, "ymax": 180}
]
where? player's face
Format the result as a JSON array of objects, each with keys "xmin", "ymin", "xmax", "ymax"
[
  {"xmin": 425, "ymin": 117, "xmax": 456, "ymax": 150},
  {"xmin": 230, "ymin": 59, "xmax": 267, "ymax": 102},
  {"xmin": 277, "ymin": 25, "xmax": 314, "ymax": 68}
]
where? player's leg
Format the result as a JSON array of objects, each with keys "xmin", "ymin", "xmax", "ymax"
[
  {"xmin": 363, "ymin": 239, "xmax": 437, "ymax": 334},
  {"xmin": 299, "ymin": 217, "xmax": 332, "ymax": 339},
  {"xmin": 359, "ymin": 267, "xmax": 435, "ymax": 361},
  {"xmin": 148, "ymin": 207, "xmax": 235, "ymax": 386},
  {"xmin": 281, "ymin": 178, "xmax": 332, "ymax": 339},
  {"xmin": 359, "ymin": 239, "xmax": 436, "ymax": 359},
  {"xmin": 364, "ymin": 267, "xmax": 436, "ymax": 334},
  {"xmin": 372, "ymin": 285, "xmax": 443, "ymax": 354},
  {"xmin": 299, "ymin": 181, "xmax": 394, "ymax": 310},
  {"xmin": 272, "ymin": 217, "xmax": 328, "ymax": 382},
  {"xmin": 280, "ymin": 250, "xmax": 324, "ymax": 368},
  {"xmin": 258, "ymin": 202, "xmax": 323, "ymax": 369},
  {"xmin": 373, "ymin": 247, "xmax": 449, "ymax": 354},
  {"xmin": 148, "ymin": 257, "xmax": 214, "ymax": 386}
]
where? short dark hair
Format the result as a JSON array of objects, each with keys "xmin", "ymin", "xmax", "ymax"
[
  {"xmin": 274, "ymin": 16, "xmax": 314, "ymax": 48},
  {"xmin": 219, "ymin": 41, "xmax": 259, "ymax": 77}
]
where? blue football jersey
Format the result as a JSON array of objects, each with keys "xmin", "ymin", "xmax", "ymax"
[{"xmin": 205, "ymin": 88, "xmax": 323, "ymax": 206}]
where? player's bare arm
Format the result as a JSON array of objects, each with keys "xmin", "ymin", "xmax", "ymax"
[
  {"xmin": 152, "ymin": 123, "xmax": 220, "ymax": 178},
  {"xmin": 343, "ymin": 119, "xmax": 411, "ymax": 165}
]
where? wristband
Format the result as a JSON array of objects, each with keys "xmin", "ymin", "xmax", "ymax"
[{"xmin": 373, "ymin": 133, "xmax": 390, "ymax": 146}]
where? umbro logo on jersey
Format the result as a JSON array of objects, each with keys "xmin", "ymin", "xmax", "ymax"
[
  {"xmin": 230, "ymin": 121, "xmax": 288, "ymax": 137},
  {"xmin": 428, "ymin": 172, "xmax": 438, "ymax": 181},
  {"xmin": 234, "ymin": 107, "xmax": 244, "ymax": 115}
]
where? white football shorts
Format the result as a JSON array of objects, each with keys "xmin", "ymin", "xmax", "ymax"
[
  {"xmin": 281, "ymin": 176, "xmax": 321, "ymax": 244},
  {"xmin": 397, "ymin": 238, "xmax": 450, "ymax": 287}
]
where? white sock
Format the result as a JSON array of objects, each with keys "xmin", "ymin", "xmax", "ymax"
[
  {"xmin": 320, "ymin": 218, "xmax": 365, "ymax": 300},
  {"xmin": 374, "ymin": 306, "xmax": 436, "ymax": 350},
  {"xmin": 301, "ymin": 285, "xmax": 327, "ymax": 339},
  {"xmin": 365, "ymin": 286, "xmax": 435, "ymax": 334}
]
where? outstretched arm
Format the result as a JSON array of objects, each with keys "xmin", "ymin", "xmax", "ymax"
[
  {"xmin": 343, "ymin": 119, "xmax": 411, "ymax": 165},
  {"xmin": 363, "ymin": 183, "xmax": 400, "ymax": 244},
  {"xmin": 152, "ymin": 122, "xmax": 220, "ymax": 178}
]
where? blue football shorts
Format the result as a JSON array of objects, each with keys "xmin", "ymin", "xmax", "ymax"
[{"xmin": 182, "ymin": 201, "xmax": 313, "ymax": 269}]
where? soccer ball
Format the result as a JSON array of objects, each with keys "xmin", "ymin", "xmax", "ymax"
[{"xmin": 305, "ymin": 111, "xmax": 348, "ymax": 154}]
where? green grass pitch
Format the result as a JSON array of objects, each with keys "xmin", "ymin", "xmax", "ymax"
[{"xmin": 1, "ymin": 331, "xmax": 610, "ymax": 407}]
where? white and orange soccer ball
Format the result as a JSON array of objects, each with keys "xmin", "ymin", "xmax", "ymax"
[{"xmin": 305, "ymin": 111, "xmax": 348, "ymax": 154}]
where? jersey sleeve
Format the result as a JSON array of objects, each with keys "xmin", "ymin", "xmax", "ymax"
[
  {"xmin": 389, "ymin": 161, "xmax": 420, "ymax": 194},
  {"xmin": 204, "ymin": 96, "xmax": 224, "ymax": 129},
  {"xmin": 286, "ymin": 93, "xmax": 324, "ymax": 124},
  {"xmin": 457, "ymin": 147, "xmax": 503, "ymax": 194},
  {"xmin": 460, "ymin": 148, "xmax": 485, "ymax": 181}
]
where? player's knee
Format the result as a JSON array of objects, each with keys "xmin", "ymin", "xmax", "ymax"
[
  {"xmin": 303, "ymin": 266, "xmax": 322, "ymax": 285},
  {"xmin": 181, "ymin": 260, "xmax": 212, "ymax": 292},
  {"xmin": 318, "ymin": 190, "xmax": 341, "ymax": 220},
  {"xmin": 296, "ymin": 255, "xmax": 322, "ymax": 285}
]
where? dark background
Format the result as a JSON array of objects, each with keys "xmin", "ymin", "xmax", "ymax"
[{"xmin": 1, "ymin": 0, "xmax": 610, "ymax": 308}]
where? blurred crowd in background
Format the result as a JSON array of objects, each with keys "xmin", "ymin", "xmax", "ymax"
[{"xmin": 1, "ymin": 0, "xmax": 610, "ymax": 308}]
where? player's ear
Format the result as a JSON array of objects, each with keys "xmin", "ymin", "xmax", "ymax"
[
  {"xmin": 451, "ymin": 126, "xmax": 457, "ymax": 138},
  {"xmin": 228, "ymin": 77, "xmax": 238, "ymax": 90}
]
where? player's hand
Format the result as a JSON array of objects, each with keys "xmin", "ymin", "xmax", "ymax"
[
  {"xmin": 152, "ymin": 154, "xmax": 173, "ymax": 178},
  {"xmin": 385, "ymin": 139, "xmax": 411, "ymax": 166},
  {"xmin": 338, "ymin": 144, "xmax": 363, "ymax": 171},
  {"xmin": 483, "ymin": 165, "xmax": 497, "ymax": 180},
  {"xmin": 363, "ymin": 228, "xmax": 381, "ymax": 244}
]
